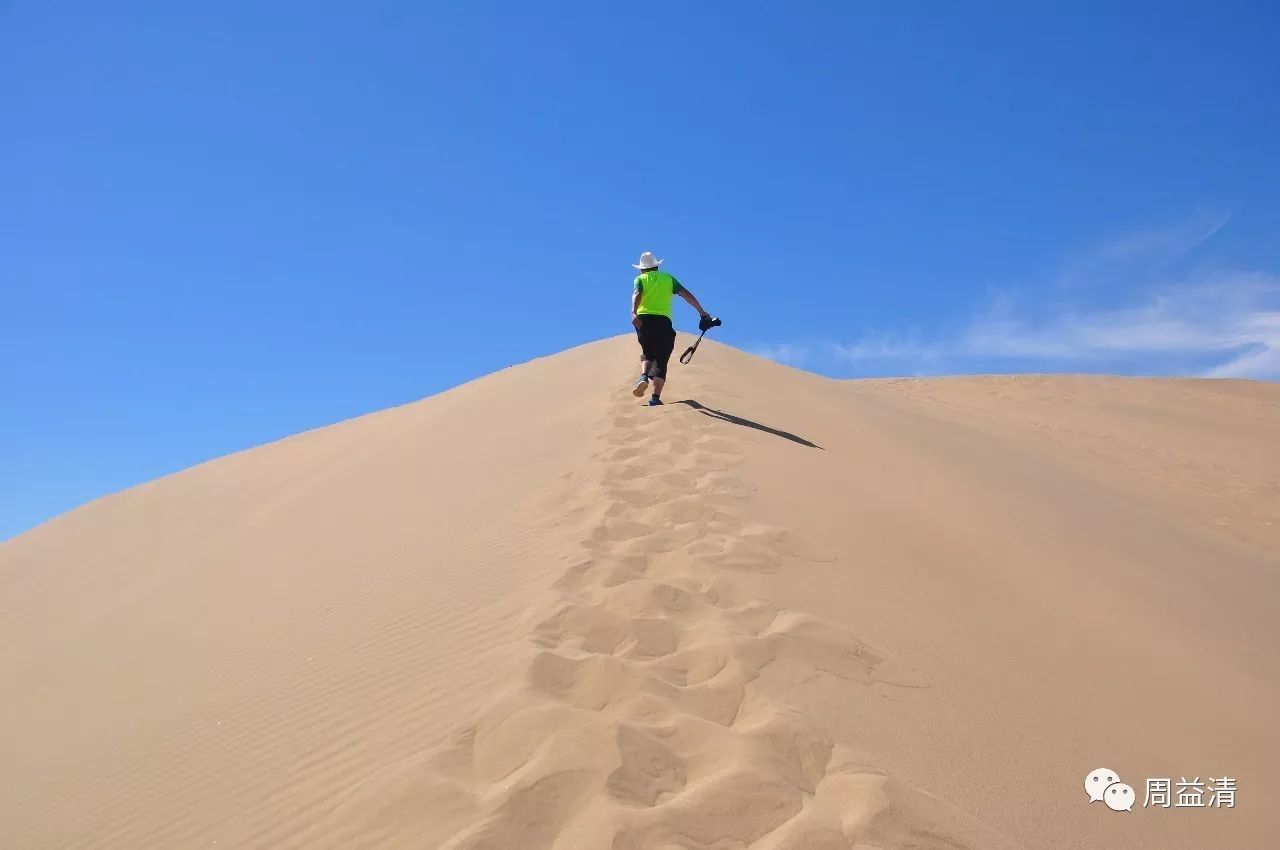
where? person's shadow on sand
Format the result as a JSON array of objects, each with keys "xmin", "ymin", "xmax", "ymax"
[{"xmin": 673, "ymin": 400, "xmax": 823, "ymax": 449}]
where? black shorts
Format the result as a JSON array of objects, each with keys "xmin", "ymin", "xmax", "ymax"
[{"xmin": 635, "ymin": 314, "xmax": 676, "ymax": 378}]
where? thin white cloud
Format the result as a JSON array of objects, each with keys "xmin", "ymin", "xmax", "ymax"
[
  {"xmin": 824, "ymin": 274, "xmax": 1280, "ymax": 378},
  {"xmin": 1202, "ymin": 308, "xmax": 1280, "ymax": 378},
  {"xmin": 1059, "ymin": 210, "xmax": 1232, "ymax": 288},
  {"xmin": 760, "ymin": 215, "xmax": 1280, "ymax": 379},
  {"xmin": 831, "ymin": 330, "xmax": 943, "ymax": 363},
  {"xmin": 751, "ymin": 343, "xmax": 810, "ymax": 366},
  {"xmin": 1088, "ymin": 210, "xmax": 1231, "ymax": 265},
  {"xmin": 1206, "ymin": 345, "xmax": 1280, "ymax": 378}
]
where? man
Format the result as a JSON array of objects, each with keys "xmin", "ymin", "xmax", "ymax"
[{"xmin": 630, "ymin": 251, "xmax": 713, "ymax": 406}]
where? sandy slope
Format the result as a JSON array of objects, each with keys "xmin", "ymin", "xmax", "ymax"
[{"xmin": 2, "ymin": 336, "xmax": 1277, "ymax": 849}]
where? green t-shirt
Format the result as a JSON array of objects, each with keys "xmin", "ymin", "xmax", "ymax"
[{"xmin": 633, "ymin": 271, "xmax": 685, "ymax": 318}]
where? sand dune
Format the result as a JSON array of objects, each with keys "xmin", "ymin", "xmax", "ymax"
[{"xmin": 2, "ymin": 336, "xmax": 1277, "ymax": 849}]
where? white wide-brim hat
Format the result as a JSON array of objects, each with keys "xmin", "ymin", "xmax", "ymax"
[{"xmin": 632, "ymin": 251, "xmax": 664, "ymax": 270}]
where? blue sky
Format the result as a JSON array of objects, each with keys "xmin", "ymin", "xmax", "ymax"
[{"xmin": 3, "ymin": 1, "xmax": 1278, "ymax": 539}]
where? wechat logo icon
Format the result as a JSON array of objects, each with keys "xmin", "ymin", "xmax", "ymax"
[{"xmin": 1085, "ymin": 768, "xmax": 1134, "ymax": 812}]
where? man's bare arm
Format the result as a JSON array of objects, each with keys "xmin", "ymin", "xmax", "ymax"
[{"xmin": 679, "ymin": 289, "xmax": 710, "ymax": 317}]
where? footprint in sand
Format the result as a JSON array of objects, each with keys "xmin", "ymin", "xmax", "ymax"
[
  {"xmin": 695, "ymin": 470, "xmax": 756, "ymax": 498},
  {"xmin": 740, "ymin": 523, "xmax": 838, "ymax": 563},
  {"xmin": 530, "ymin": 600, "xmax": 681, "ymax": 660},
  {"xmin": 692, "ymin": 535, "xmax": 785, "ymax": 573},
  {"xmin": 551, "ymin": 556, "xmax": 649, "ymax": 594},
  {"xmin": 630, "ymin": 494, "xmax": 725, "ymax": 526},
  {"xmin": 604, "ymin": 524, "xmax": 707, "ymax": 556},
  {"xmin": 604, "ymin": 462, "xmax": 650, "ymax": 482},
  {"xmin": 606, "ymin": 723, "xmax": 688, "ymax": 807},
  {"xmin": 586, "ymin": 517, "xmax": 659, "ymax": 545},
  {"xmin": 606, "ymin": 485, "xmax": 686, "ymax": 508}
]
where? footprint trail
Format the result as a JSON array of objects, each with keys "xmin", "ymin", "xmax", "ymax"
[{"xmin": 289, "ymin": 388, "xmax": 1013, "ymax": 850}]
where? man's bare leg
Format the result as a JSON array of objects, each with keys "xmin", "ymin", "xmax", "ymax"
[
  {"xmin": 633, "ymin": 359, "xmax": 653, "ymax": 396},
  {"xmin": 651, "ymin": 376, "xmax": 665, "ymax": 399}
]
